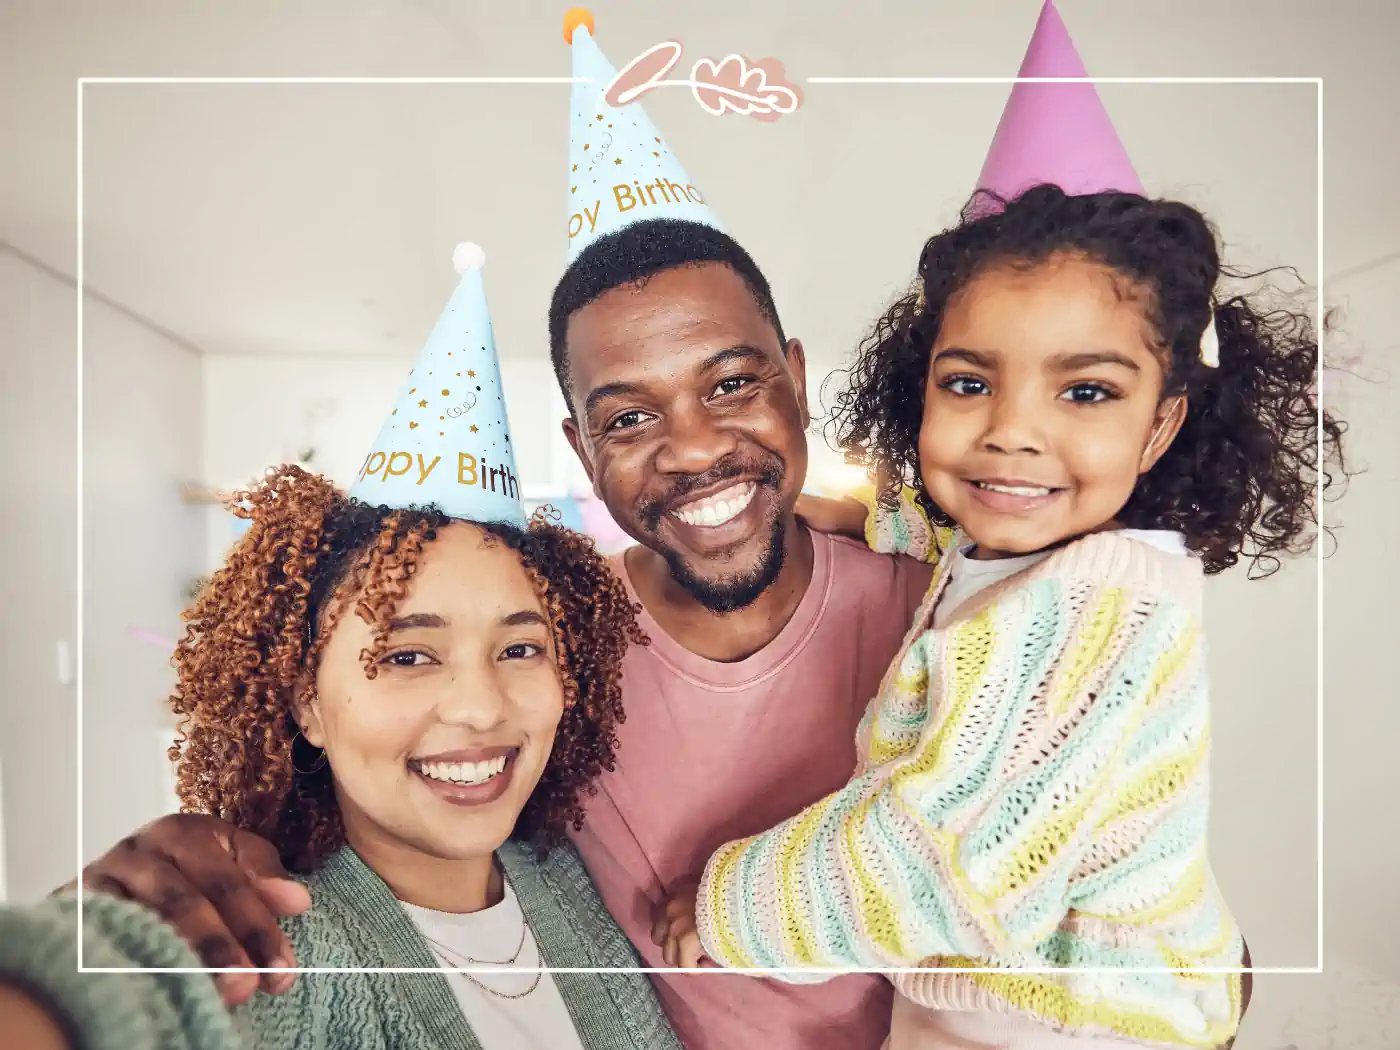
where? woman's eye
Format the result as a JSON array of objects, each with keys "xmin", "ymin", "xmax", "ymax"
[
  {"xmin": 713, "ymin": 376, "xmax": 752, "ymax": 397},
  {"xmin": 501, "ymin": 643, "xmax": 545, "ymax": 661},
  {"xmin": 383, "ymin": 650, "xmax": 434, "ymax": 668},
  {"xmin": 1061, "ymin": 383, "xmax": 1116, "ymax": 404},
  {"xmin": 942, "ymin": 376, "xmax": 990, "ymax": 397},
  {"xmin": 608, "ymin": 410, "xmax": 649, "ymax": 432}
]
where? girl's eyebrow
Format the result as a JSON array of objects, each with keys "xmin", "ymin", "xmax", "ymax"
[
  {"xmin": 932, "ymin": 347, "xmax": 996, "ymax": 368},
  {"xmin": 1050, "ymin": 350, "xmax": 1141, "ymax": 373}
]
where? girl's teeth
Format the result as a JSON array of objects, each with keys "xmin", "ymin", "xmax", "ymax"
[{"xmin": 977, "ymin": 482, "xmax": 1052, "ymax": 497}]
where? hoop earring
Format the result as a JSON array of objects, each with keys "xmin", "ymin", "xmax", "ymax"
[{"xmin": 291, "ymin": 731, "xmax": 327, "ymax": 776}]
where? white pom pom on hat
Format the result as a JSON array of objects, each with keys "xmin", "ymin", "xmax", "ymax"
[{"xmin": 453, "ymin": 242, "xmax": 486, "ymax": 274}]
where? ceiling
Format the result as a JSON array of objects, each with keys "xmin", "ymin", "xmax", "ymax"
[{"xmin": 2, "ymin": 0, "xmax": 1396, "ymax": 364}]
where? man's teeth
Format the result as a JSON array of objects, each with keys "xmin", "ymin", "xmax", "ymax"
[
  {"xmin": 672, "ymin": 482, "xmax": 757, "ymax": 528},
  {"xmin": 974, "ymin": 481, "xmax": 1054, "ymax": 497},
  {"xmin": 415, "ymin": 755, "xmax": 508, "ymax": 785}
]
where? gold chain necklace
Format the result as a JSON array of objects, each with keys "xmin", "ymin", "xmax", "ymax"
[
  {"xmin": 420, "ymin": 910, "xmax": 528, "ymax": 966},
  {"xmin": 422, "ymin": 930, "xmax": 543, "ymax": 1000}
]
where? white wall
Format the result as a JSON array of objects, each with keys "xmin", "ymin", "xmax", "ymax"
[
  {"xmin": 0, "ymin": 249, "xmax": 204, "ymax": 898},
  {"xmin": 78, "ymin": 269, "xmax": 205, "ymax": 869},
  {"xmin": 1226, "ymin": 256, "xmax": 1400, "ymax": 1047},
  {"xmin": 0, "ymin": 249, "xmax": 78, "ymax": 901}
]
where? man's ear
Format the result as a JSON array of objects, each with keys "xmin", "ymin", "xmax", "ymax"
[
  {"xmin": 1140, "ymin": 395, "xmax": 1188, "ymax": 474},
  {"xmin": 560, "ymin": 416, "xmax": 599, "ymax": 498},
  {"xmin": 783, "ymin": 338, "xmax": 811, "ymax": 430}
]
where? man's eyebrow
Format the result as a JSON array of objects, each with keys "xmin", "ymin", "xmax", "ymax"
[
  {"xmin": 698, "ymin": 345, "xmax": 770, "ymax": 372},
  {"xmin": 583, "ymin": 380, "xmax": 646, "ymax": 420}
]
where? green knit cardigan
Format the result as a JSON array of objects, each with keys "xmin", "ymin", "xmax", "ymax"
[{"xmin": 0, "ymin": 840, "xmax": 681, "ymax": 1050}]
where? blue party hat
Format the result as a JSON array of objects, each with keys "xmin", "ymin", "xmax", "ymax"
[
  {"xmin": 350, "ymin": 243, "xmax": 526, "ymax": 528},
  {"xmin": 565, "ymin": 11, "xmax": 723, "ymax": 262}
]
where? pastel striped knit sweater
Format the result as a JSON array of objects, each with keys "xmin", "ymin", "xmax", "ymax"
[{"xmin": 694, "ymin": 519, "xmax": 1244, "ymax": 1048}]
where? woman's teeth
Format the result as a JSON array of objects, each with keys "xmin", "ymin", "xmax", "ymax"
[
  {"xmin": 973, "ymin": 481, "xmax": 1055, "ymax": 497},
  {"xmin": 672, "ymin": 482, "xmax": 757, "ymax": 528},
  {"xmin": 414, "ymin": 756, "xmax": 508, "ymax": 785}
]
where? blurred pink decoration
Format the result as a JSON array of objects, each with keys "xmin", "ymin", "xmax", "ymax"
[
  {"xmin": 976, "ymin": 0, "xmax": 1142, "ymax": 203},
  {"xmin": 126, "ymin": 626, "xmax": 176, "ymax": 650},
  {"xmin": 570, "ymin": 485, "xmax": 635, "ymax": 553}
]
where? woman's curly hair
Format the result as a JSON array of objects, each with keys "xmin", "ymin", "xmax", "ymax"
[
  {"xmin": 831, "ymin": 184, "xmax": 1348, "ymax": 576},
  {"xmin": 168, "ymin": 465, "xmax": 646, "ymax": 872}
]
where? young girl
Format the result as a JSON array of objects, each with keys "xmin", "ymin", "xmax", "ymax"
[{"xmin": 659, "ymin": 184, "xmax": 1344, "ymax": 1049}]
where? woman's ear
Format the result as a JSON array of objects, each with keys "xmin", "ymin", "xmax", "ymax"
[
  {"xmin": 1140, "ymin": 395, "xmax": 1187, "ymax": 474},
  {"xmin": 292, "ymin": 676, "xmax": 326, "ymax": 748}
]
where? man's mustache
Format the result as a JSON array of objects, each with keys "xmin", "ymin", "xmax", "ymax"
[{"xmin": 637, "ymin": 454, "xmax": 785, "ymax": 530}]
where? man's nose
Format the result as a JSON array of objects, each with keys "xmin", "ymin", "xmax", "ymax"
[{"xmin": 653, "ymin": 403, "xmax": 741, "ymax": 476}]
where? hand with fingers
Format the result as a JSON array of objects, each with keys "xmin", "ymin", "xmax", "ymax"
[
  {"xmin": 651, "ymin": 877, "xmax": 710, "ymax": 969},
  {"xmin": 64, "ymin": 812, "xmax": 311, "ymax": 1005}
]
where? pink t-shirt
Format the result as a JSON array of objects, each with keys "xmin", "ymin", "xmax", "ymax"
[{"xmin": 569, "ymin": 531, "xmax": 935, "ymax": 1050}]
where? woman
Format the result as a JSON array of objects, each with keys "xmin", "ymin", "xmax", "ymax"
[{"xmin": 0, "ymin": 465, "xmax": 678, "ymax": 1050}]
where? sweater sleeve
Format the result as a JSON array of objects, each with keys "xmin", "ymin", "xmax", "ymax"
[
  {"xmin": 694, "ymin": 573, "xmax": 1207, "ymax": 973},
  {"xmin": 0, "ymin": 892, "xmax": 241, "ymax": 1050},
  {"xmin": 850, "ymin": 482, "xmax": 955, "ymax": 566}
]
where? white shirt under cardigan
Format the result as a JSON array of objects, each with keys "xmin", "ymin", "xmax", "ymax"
[
  {"xmin": 935, "ymin": 530, "xmax": 1189, "ymax": 629},
  {"xmin": 402, "ymin": 880, "xmax": 587, "ymax": 1050}
]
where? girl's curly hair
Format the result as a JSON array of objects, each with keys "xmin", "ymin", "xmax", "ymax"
[
  {"xmin": 168, "ymin": 465, "xmax": 646, "ymax": 872},
  {"xmin": 831, "ymin": 184, "xmax": 1348, "ymax": 576}
]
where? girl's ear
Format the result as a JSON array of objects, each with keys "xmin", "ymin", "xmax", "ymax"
[{"xmin": 1140, "ymin": 395, "xmax": 1188, "ymax": 475}]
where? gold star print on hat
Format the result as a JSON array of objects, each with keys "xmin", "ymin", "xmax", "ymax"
[{"xmin": 350, "ymin": 243, "xmax": 525, "ymax": 527}]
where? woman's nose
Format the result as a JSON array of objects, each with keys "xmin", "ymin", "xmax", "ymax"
[{"xmin": 436, "ymin": 677, "xmax": 509, "ymax": 731}]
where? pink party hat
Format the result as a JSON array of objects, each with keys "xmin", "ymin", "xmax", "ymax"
[{"xmin": 976, "ymin": 0, "xmax": 1142, "ymax": 202}]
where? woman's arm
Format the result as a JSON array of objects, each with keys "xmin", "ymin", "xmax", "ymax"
[
  {"xmin": 695, "ymin": 578, "xmax": 1210, "ymax": 971},
  {"xmin": 0, "ymin": 893, "xmax": 241, "ymax": 1050},
  {"xmin": 0, "ymin": 981, "xmax": 75, "ymax": 1050}
]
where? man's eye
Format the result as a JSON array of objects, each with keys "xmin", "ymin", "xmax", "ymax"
[
  {"xmin": 608, "ymin": 410, "xmax": 649, "ymax": 431},
  {"xmin": 713, "ymin": 376, "xmax": 752, "ymax": 397}
]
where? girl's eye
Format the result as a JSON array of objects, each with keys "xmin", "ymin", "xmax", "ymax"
[
  {"xmin": 713, "ymin": 376, "xmax": 753, "ymax": 397},
  {"xmin": 501, "ymin": 642, "xmax": 546, "ymax": 661},
  {"xmin": 608, "ymin": 410, "xmax": 650, "ymax": 432},
  {"xmin": 1061, "ymin": 383, "xmax": 1117, "ymax": 404},
  {"xmin": 941, "ymin": 376, "xmax": 991, "ymax": 397},
  {"xmin": 382, "ymin": 650, "xmax": 435, "ymax": 668}
]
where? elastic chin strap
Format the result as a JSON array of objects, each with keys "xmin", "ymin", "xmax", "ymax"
[
  {"xmin": 1143, "ymin": 403, "xmax": 1180, "ymax": 469},
  {"xmin": 1200, "ymin": 306, "xmax": 1220, "ymax": 368}
]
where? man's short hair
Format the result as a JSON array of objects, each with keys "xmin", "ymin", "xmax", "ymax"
[{"xmin": 548, "ymin": 218, "xmax": 787, "ymax": 412}]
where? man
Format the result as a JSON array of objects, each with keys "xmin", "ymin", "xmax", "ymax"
[{"xmin": 80, "ymin": 217, "xmax": 934, "ymax": 1050}]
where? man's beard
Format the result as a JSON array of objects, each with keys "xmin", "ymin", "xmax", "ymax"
[
  {"xmin": 635, "ymin": 453, "xmax": 788, "ymax": 614},
  {"xmin": 660, "ymin": 511, "xmax": 788, "ymax": 613}
]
